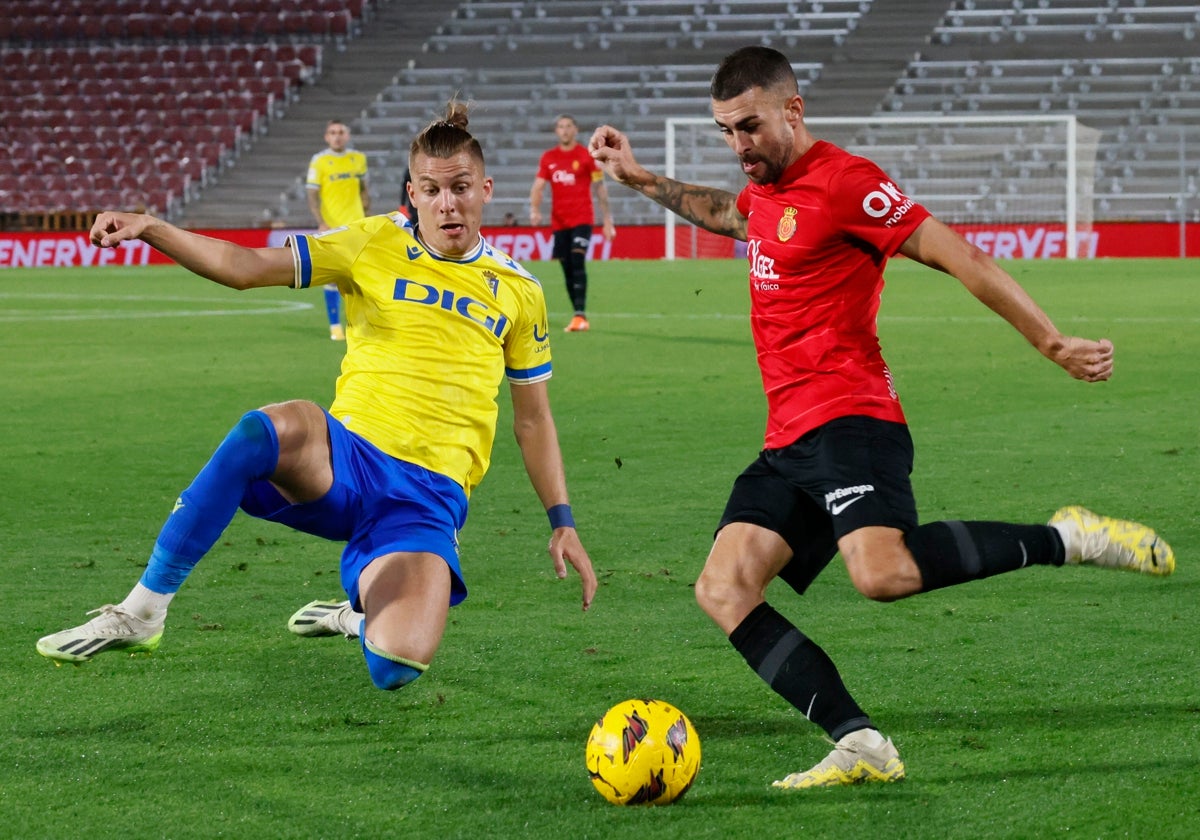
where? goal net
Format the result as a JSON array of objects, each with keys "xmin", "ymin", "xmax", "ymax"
[{"xmin": 665, "ymin": 114, "xmax": 1100, "ymax": 259}]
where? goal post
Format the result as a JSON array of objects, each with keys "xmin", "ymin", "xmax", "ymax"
[{"xmin": 665, "ymin": 114, "xmax": 1100, "ymax": 259}]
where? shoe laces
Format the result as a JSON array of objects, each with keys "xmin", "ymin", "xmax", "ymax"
[{"xmin": 84, "ymin": 604, "xmax": 142, "ymax": 634}]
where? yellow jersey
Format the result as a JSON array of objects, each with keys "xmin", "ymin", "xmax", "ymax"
[
  {"xmin": 287, "ymin": 213, "xmax": 552, "ymax": 495},
  {"xmin": 305, "ymin": 149, "xmax": 369, "ymax": 227}
]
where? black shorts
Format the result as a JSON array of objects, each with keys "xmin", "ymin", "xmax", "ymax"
[
  {"xmin": 716, "ymin": 416, "xmax": 918, "ymax": 595},
  {"xmin": 552, "ymin": 225, "xmax": 592, "ymax": 261}
]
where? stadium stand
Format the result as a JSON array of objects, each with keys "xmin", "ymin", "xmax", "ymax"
[
  {"xmin": 324, "ymin": 0, "xmax": 867, "ymax": 227},
  {"xmin": 885, "ymin": 0, "xmax": 1200, "ymax": 221},
  {"xmin": 2, "ymin": 0, "xmax": 1196, "ymax": 230},
  {"xmin": 0, "ymin": 0, "xmax": 360, "ymax": 231}
]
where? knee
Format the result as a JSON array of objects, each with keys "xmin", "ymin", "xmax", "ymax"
[
  {"xmin": 840, "ymin": 532, "xmax": 923, "ymax": 602},
  {"xmin": 259, "ymin": 400, "xmax": 320, "ymax": 444},
  {"xmin": 845, "ymin": 562, "xmax": 917, "ymax": 602},
  {"xmin": 847, "ymin": 568, "xmax": 897, "ymax": 602},
  {"xmin": 694, "ymin": 568, "xmax": 748, "ymax": 627},
  {"xmin": 362, "ymin": 636, "xmax": 428, "ymax": 691},
  {"xmin": 693, "ymin": 568, "xmax": 721, "ymax": 615}
]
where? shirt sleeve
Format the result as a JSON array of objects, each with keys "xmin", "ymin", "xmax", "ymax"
[
  {"xmin": 504, "ymin": 281, "xmax": 553, "ymax": 385},
  {"xmin": 828, "ymin": 157, "xmax": 931, "ymax": 256},
  {"xmin": 284, "ymin": 221, "xmax": 373, "ymax": 290}
]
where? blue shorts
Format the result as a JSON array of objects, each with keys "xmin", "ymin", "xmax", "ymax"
[{"xmin": 239, "ymin": 412, "xmax": 469, "ymax": 610}]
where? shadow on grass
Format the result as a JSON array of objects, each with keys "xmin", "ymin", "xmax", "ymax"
[{"xmin": 697, "ymin": 700, "xmax": 1199, "ymax": 742}]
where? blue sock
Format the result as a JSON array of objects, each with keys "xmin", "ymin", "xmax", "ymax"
[
  {"xmin": 362, "ymin": 633, "xmax": 427, "ymax": 691},
  {"xmin": 323, "ymin": 284, "xmax": 341, "ymax": 327},
  {"xmin": 141, "ymin": 411, "xmax": 279, "ymax": 593}
]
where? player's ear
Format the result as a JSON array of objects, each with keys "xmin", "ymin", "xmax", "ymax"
[
  {"xmin": 482, "ymin": 177, "xmax": 494, "ymax": 204},
  {"xmin": 785, "ymin": 94, "xmax": 805, "ymax": 125}
]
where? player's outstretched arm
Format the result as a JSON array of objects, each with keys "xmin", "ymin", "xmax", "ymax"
[
  {"xmin": 91, "ymin": 211, "xmax": 295, "ymax": 290},
  {"xmin": 509, "ymin": 381, "xmax": 598, "ymax": 611},
  {"xmin": 588, "ymin": 125, "xmax": 746, "ymax": 241},
  {"xmin": 900, "ymin": 216, "xmax": 1113, "ymax": 382}
]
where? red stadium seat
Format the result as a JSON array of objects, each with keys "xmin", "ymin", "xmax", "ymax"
[
  {"xmin": 226, "ymin": 44, "xmax": 253, "ymax": 64},
  {"xmin": 12, "ymin": 16, "xmax": 44, "ymax": 44},
  {"xmin": 164, "ymin": 13, "xmax": 192, "ymax": 39},
  {"xmin": 190, "ymin": 13, "xmax": 215, "ymax": 39},
  {"xmin": 157, "ymin": 45, "xmax": 185, "ymax": 64},
  {"xmin": 326, "ymin": 10, "xmax": 351, "ymax": 40},
  {"xmin": 75, "ymin": 15, "xmax": 105, "ymax": 42},
  {"xmin": 249, "ymin": 12, "xmax": 279, "ymax": 37},
  {"xmin": 89, "ymin": 173, "xmax": 120, "ymax": 193},
  {"xmin": 126, "ymin": 13, "xmax": 168, "ymax": 40},
  {"xmin": 296, "ymin": 44, "xmax": 322, "ymax": 69},
  {"xmin": 100, "ymin": 14, "xmax": 126, "ymax": 40}
]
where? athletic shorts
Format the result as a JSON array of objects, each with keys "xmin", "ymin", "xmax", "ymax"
[
  {"xmin": 239, "ymin": 411, "xmax": 469, "ymax": 611},
  {"xmin": 552, "ymin": 225, "xmax": 592, "ymax": 261},
  {"xmin": 716, "ymin": 416, "xmax": 918, "ymax": 595}
]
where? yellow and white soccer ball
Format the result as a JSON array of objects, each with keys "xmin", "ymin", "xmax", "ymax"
[{"xmin": 585, "ymin": 698, "xmax": 701, "ymax": 805}]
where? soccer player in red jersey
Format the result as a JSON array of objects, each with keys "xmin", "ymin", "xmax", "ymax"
[
  {"xmin": 590, "ymin": 46, "xmax": 1174, "ymax": 788},
  {"xmin": 530, "ymin": 114, "xmax": 616, "ymax": 332}
]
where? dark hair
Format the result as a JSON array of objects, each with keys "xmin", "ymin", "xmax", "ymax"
[
  {"xmin": 710, "ymin": 46, "xmax": 798, "ymax": 101},
  {"xmin": 409, "ymin": 99, "xmax": 485, "ymax": 169}
]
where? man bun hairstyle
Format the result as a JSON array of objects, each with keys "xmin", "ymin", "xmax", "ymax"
[
  {"xmin": 410, "ymin": 99, "xmax": 485, "ymax": 168},
  {"xmin": 710, "ymin": 46, "xmax": 799, "ymax": 101}
]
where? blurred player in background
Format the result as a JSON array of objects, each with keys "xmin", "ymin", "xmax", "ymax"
[
  {"xmin": 306, "ymin": 119, "xmax": 370, "ymax": 341},
  {"xmin": 38, "ymin": 102, "xmax": 597, "ymax": 693},
  {"xmin": 590, "ymin": 46, "xmax": 1174, "ymax": 789},
  {"xmin": 529, "ymin": 114, "xmax": 615, "ymax": 332}
]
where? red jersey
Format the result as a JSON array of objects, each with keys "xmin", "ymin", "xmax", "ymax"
[
  {"xmin": 735, "ymin": 140, "xmax": 931, "ymax": 450},
  {"xmin": 536, "ymin": 143, "xmax": 602, "ymax": 230}
]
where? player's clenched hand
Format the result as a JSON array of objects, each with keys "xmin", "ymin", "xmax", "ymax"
[
  {"xmin": 90, "ymin": 211, "xmax": 156, "ymax": 248},
  {"xmin": 1053, "ymin": 336, "xmax": 1114, "ymax": 382},
  {"xmin": 548, "ymin": 528, "xmax": 598, "ymax": 611},
  {"xmin": 588, "ymin": 125, "xmax": 649, "ymax": 189}
]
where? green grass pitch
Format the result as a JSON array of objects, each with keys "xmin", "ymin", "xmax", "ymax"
[{"xmin": 1, "ymin": 257, "xmax": 1197, "ymax": 838}]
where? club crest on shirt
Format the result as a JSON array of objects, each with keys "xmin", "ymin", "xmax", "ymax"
[
  {"xmin": 777, "ymin": 207, "xmax": 798, "ymax": 242},
  {"xmin": 482, "ymin": 270, "xmax": 500, "ymax": 298}
]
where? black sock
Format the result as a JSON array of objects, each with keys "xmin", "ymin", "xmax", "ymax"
[
  {"xmin": 728, "ymin": 602, "xmax": 871, "ymax": 741},
  {"xmin": 907, "ymin": 521, "xmax": 1065, "ymax": 593}
]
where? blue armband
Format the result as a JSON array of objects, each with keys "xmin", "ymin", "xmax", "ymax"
[{"xmin": 547, "ymin": 504, "xmax": 575, "ymax": 530}]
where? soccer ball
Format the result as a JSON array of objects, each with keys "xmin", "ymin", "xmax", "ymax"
[{"xmin": 585, "ymin": 698, "xmax": 701, "ymax": 805}]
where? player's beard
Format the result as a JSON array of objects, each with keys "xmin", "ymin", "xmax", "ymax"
[{"xmin": 742, "ymin": 133, "xmax": 794, "ymax": 186}]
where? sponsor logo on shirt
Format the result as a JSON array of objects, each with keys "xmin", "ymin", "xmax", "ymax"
[
  {"xmin": 861, "ymin": 181, "xmax": 917, "ymax": 229},
  {"xmin": 393, "ymin": 277, "xmax": 509, "ymax": 337},
  {"xmin": 748, "ymin": 239, "xmax": 780, "ymax": 287}
]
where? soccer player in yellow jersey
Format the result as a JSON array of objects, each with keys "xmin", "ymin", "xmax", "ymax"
[
  {"xmin": 306, "ymin": 119, "xmax": 370, "ymax": 341},
  {"xmin": 37, "ymin": 103, "xmax": 598, "ymax": 693}
]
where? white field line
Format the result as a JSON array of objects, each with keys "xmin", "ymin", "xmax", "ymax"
[{"xmin": 0, "ymin": 293, "xmax": 314, "ymax": 322}]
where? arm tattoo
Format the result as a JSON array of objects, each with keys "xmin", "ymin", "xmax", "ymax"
[{"xmin": 647, "ymin": 176, "xmax": 747, "ymax": 240}]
